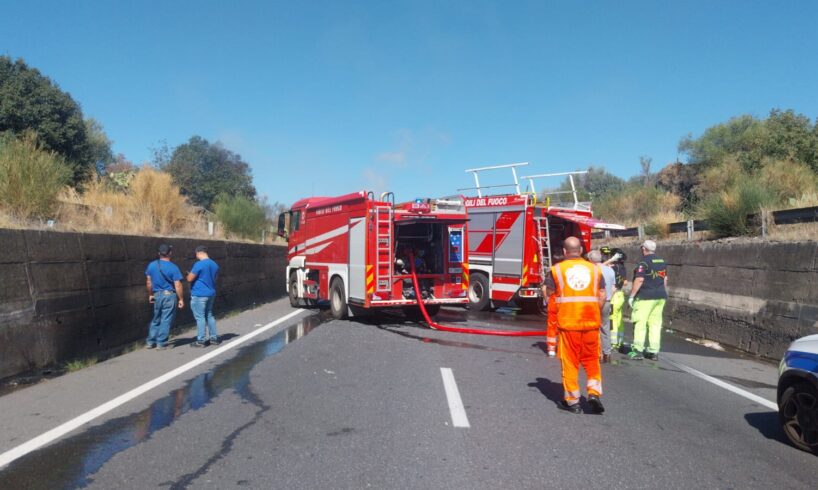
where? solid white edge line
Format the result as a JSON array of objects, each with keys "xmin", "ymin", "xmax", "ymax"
[
  {"xmin": 440, "ymin": 367, "xmax": 470, "ymax": 428},
  {"xmin": 664, "ymin": 356, "xmax": 778, "ymax": 411},
  {"xmin": 0, "ymin": 308, "xmax": 308, "ymax": 469}
]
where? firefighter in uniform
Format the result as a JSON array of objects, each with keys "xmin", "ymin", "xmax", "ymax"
[
  {"xmin": 602, "ymin": 247, "xmax": 628, "ymax": 350},
  {"xmin": 545, "ymin": 236, "xmax": 607, "ymax": 414},
  {"xmin": 627, "ymin": 240, "xmax": 668, "ymax": 361}
]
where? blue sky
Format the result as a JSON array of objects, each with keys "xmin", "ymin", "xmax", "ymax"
[{"xmin": 2, "ymin": 1, "xmax": 817, "ymax": 206}]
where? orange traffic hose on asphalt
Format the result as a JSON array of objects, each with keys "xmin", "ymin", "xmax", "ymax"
[{"xmin": 408, "ymin": 254, "xmax": 548, "ymax": 337}]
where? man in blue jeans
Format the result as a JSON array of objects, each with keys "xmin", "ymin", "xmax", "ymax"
[
  {"xmin": 145, "ymin": 244, "xmax": 184, "ymax": 350},
  {"xmin": 187, "ymin": 245, "xmax": 220, "ymax": 347}
]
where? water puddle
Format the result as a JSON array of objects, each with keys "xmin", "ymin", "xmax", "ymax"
[{"xmin": 0, "ymin": 312, "xmax": 329, "ymax": 490}]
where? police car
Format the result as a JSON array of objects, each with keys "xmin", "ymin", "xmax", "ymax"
[{"xmin": 778, "ymin": 334, "xmax": 818, "ymax": 454}]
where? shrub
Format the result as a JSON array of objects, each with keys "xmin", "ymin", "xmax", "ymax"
[
  {"xmin": 593, "ymin": 184, "xmax": 681, "ymax": 226},
  {"xmin": 214, "ymin": 194, "xmax": 268, "ymax": 240},
  {"xmin": 699, "ymin": 175, "xmax": 775, "ymax": 238},
  {"xmin": 758, "ymin": 158, "xmax": 818, "ymax": 206},
  {"xmin": 129, "ymin": 168, "xmax": 192, "ymax": 234},
  {"xmin": 0, "ymin": 131, "xmax": 72, "ymax": 219},
  {"xmin": 57, "ymin": 167, "xmax": 203, "ymax": 236}
]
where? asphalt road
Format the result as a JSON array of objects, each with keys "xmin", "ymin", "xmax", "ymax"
[{"xmin": 0, "ymin": 298, "xmax": 815, "ymax": 489}]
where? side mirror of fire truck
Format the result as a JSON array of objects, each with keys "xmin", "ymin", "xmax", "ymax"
[{"xmin": 276, "ymin": 212, "xmax": 289, "ymax": 239}]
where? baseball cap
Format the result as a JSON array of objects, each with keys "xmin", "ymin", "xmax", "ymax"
[
  {"xmin": 195, "ymin": 245, "xmax": 207, "ymax": 253},
  {"xmin": 158, "ymin": 243, "xmax": 173, "ymax": 255},
  {"xmin": 641, "ymin": 240, "xmax": 657, "ymax": 252}
]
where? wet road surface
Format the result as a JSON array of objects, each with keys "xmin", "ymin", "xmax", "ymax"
[{"xmin": 0, "ymin": 298, "xmax": 814, "ymax": 489}]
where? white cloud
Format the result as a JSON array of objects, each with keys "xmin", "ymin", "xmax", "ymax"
[
  {"xmin": 376, "ymin": 151, "xmax": 407, "ymax": 166},
  {"xmin": 375, "ymin": 128, "xmax": 451, "ymax": 169},
  {"xmin": 362, "ymin": 167, "xmax": 389, "ymax": 194}
]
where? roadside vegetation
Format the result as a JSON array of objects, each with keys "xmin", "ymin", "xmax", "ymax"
[
  {"xmin": 64, "ymin": 356, "xmax": 98, "ymax": 372},
  {"xmin": 558, "ymin": 109, "xmax": 818, "ymax": 238},
  {"xmin": 0, "ymin": 56, "xmax": 285, "ymax": 242}
]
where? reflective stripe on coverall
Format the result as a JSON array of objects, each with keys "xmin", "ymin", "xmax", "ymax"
[{"xmin": 546, "ymin": 294, "xmax": 558, "ymax": 354}]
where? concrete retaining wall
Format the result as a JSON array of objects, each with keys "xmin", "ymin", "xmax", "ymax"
[
  {"xmin": 0, "ymin": 229, "xmax": 286, "ymax": 380},
  {"xmin": 615, "ymin": 240, "xmax": 818, "ymax": 359}
]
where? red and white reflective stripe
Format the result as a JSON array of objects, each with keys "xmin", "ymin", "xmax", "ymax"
[
  {"xmin": 546, "ymin": 336, "xmax": 557, "ymax": 343},
  {"xmin": 587, "ymin": 378, "xmax": 602, "ymax": 395}
]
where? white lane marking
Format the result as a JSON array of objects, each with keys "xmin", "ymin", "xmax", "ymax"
[
  {"xmin": 663, "ymin": 357, "xmax": 778, "ymax": 411},
  {"xmin": 440, "ymin": 368, "xmax": 470, "ymax": 428},
  {"xmin": 0, "ymin": 308, "xmax": 308, "ymax": 469}
]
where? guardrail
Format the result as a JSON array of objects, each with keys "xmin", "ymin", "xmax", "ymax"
[{"xmin": 591, "ymin": 205, "xmax": 818, "ymax": 240}]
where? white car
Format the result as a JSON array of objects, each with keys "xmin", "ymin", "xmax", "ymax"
[{"xmin": 778, "ymin": 334, "xmax": 818, "ymax": 454}]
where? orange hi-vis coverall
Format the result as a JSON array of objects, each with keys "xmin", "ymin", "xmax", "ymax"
[
  {"xmin": 551, "ymin": 258, "xmax": 604, "ymax": 406},
  {"xmin": 546, "ymin": 294, "xmax": 558, "ymax": 354}
]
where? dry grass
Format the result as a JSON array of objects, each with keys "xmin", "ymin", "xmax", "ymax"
[
  {"xmin": 766, "ymin": 221, "xmax": 818, "ymax": 241},
  {"xmin": 645, "ymin": 209, "xmax": 687, "ymax": 238},
  {"xmin": 55, "ymin": 168, "xmax": 220, "ymax": 238},
  {"xmin": 0, "ymin": 211, "xmax": 25, "ymax": 229}
]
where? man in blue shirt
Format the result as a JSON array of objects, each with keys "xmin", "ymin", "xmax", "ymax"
[
  {"xmin": 187, "ymin": 245, "xmax": 220, "ymax": 347},
  {"xmin": 145, "ymin": 244, "xmax": 184, "ymax": 349}
]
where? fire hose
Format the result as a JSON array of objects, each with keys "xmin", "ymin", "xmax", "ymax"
[{"xmin": 408, "ymin": 253, "xmax": 548, "ymax": 337}]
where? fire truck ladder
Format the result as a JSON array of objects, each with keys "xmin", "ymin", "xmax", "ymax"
[
  {"xmin": 533, "ymin": 216, "xmax": 552, "ymax": 279},
  {"xmin": 374, "ymin": 204, "xmax": 393, "ymax": 293}
]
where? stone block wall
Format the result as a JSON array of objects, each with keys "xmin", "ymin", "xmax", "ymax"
[
  {"xmin": 613, "ymin": 240, "xmax": 818, "ymax": 359},
  {"xmin": 0, "ymin": 229, "xmax": 286, "ymax": 380}
]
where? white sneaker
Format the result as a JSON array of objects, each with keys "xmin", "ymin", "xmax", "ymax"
[{"xmin": 548, "ymin": 351, "xmax": 556, "ymax": 358}]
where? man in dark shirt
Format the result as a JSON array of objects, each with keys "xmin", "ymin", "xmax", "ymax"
[
  {"xmin": 627, "ymin": 240, "xmax": 668, "ymax": 361},
  {"xmin": 145, "ymin": 244, "xmax": 184, "ymax": 350}
]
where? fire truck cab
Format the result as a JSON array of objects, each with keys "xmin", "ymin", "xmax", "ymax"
[
  {"xmin": 460, "ymin": 163, "xmax": 624, "ymax": 313},
  {"xmin": 278, "ymin": 191, "xmax": 470, "ymax": 320}
]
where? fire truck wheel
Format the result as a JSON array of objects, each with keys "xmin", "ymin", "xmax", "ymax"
[
  {"xmin": 330, "ymin": 278, "xmax": 348, "ymax": 320},
  {"xmin": 289, "ymin": 273, "xmax": 300, "ymax": 308},
  {"xmin": 468, "ymin": 273, "xmax": 491, "ymax": 311}
]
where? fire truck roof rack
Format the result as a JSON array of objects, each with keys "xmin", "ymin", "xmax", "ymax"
[
  {"xmin": 379, "ymin": 192, "xmax": 395, "ymax": 206},
  {"xmin": 459, "ymin": 162, "xmax": 529, "ymax": 197},
  {"xmin": 519, "ymin": 170, "xmax": 590, "ymax": 211}
]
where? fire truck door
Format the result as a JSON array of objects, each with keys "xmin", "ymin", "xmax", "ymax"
[
  {"xmin": 493, "ymin": 211, "xmax": 524, "ymax": 276},
  {"xmin": 348, "ymin": 217, "xmax": 367, "ymax": 300}
]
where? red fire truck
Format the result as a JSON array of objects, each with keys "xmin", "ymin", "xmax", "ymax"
[
  {"xmin": 460, "ymin": 163, "xmax": 624, "ymax": 313},
  {"xmin": 277, "ymin": 191, "xmax": 470, "ymax": 320}
]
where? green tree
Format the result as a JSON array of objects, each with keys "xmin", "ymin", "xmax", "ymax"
[
  {"xmin": 163, "ymin": 136, "xmax": 256, "ymax": 210},
  {"xmin": 679, "ymin": 109, "xmax": 818, "ymax": 173},
  {"xmin": 214, "ymin": 194, "xmax": 268, "ymax": 240},
  {"xmin": 679, "ymin": 114, "xmax": 767, "ymax": 171},
  {"xmin": 763, "ymin": 109, "xmax": 818, "ymax": 171},
  {"xmin": 639, "ymin": 155, "xmax": 654, "ymax": 185},
  {"xmin": 0, "ymin": 56, "xmax": 93, "ymax": 185},
  {"xmin": 85, "ymin": 118, "xmax": 114, "ymax": 170},
  {"xmin": 549, "ymin": 166, "xmax": 625, "ymax": 203}
]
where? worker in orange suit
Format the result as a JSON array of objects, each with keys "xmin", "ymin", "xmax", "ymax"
[{"xmin": 544, "ymin": 236, "xmax": 607, "ymax": 414}]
